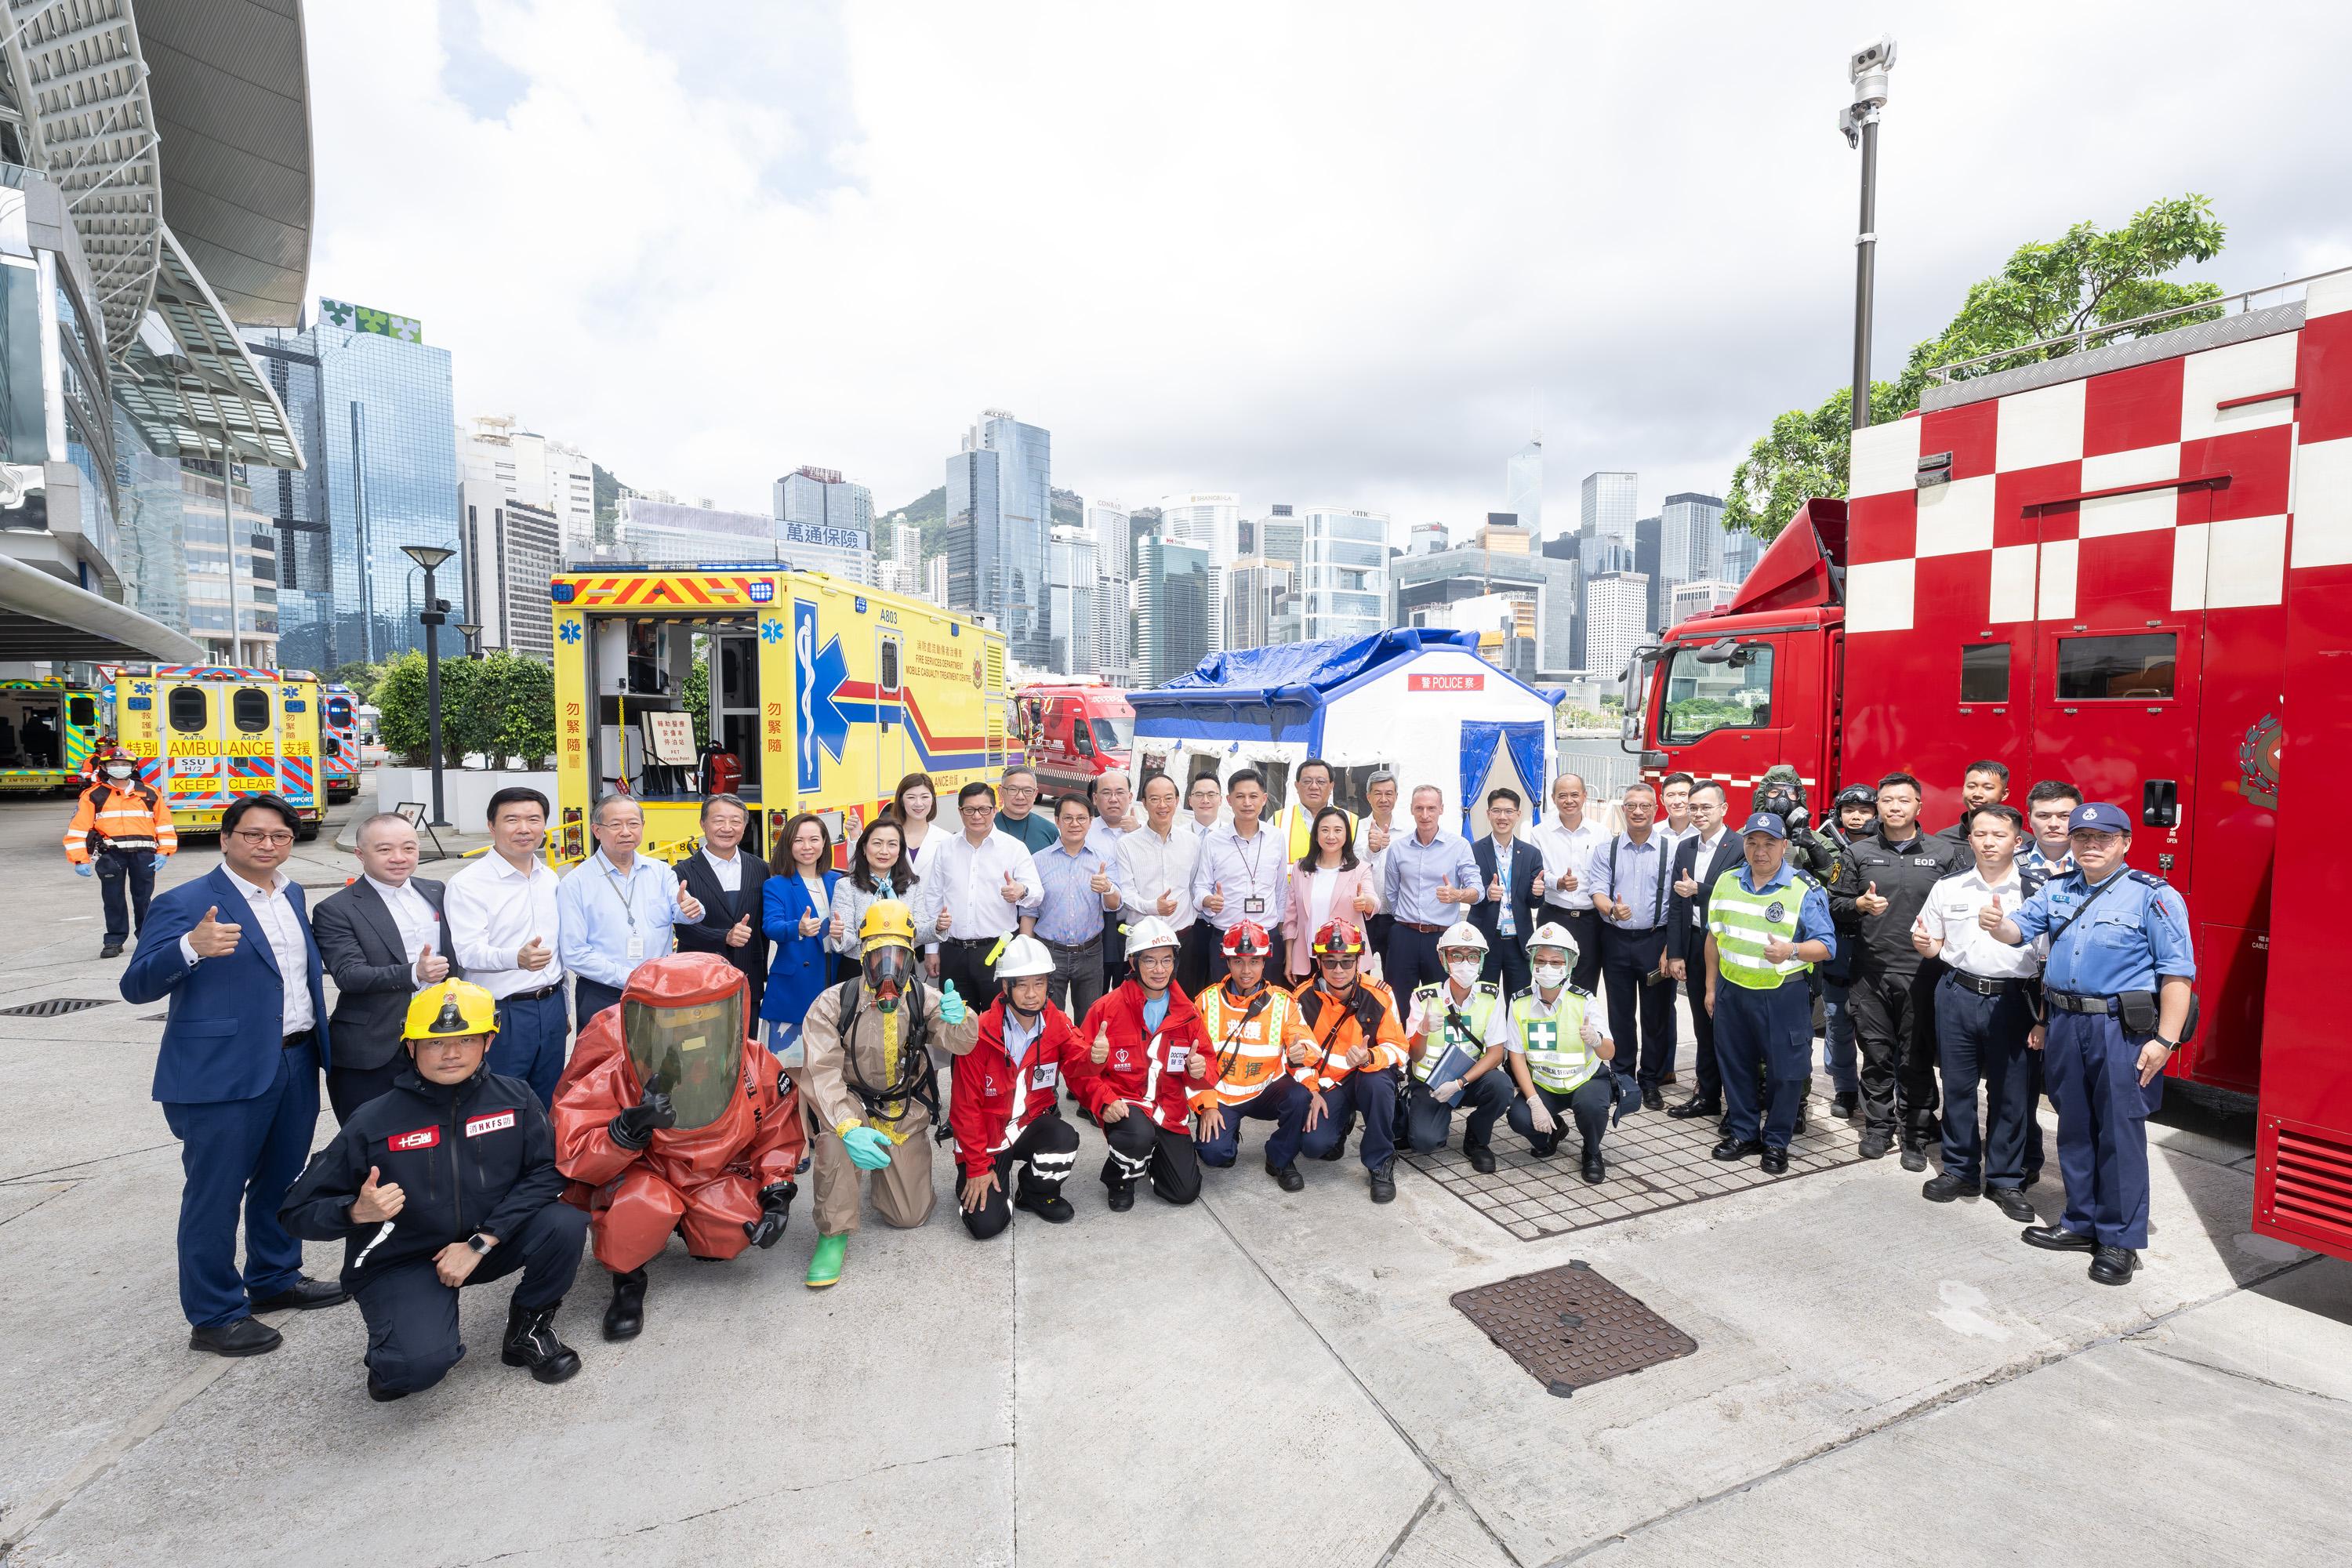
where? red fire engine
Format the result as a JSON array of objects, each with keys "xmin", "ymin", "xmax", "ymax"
[{"xmin": 1624, "ymin": 266, "xmax": 2352, "ymax": 1261}]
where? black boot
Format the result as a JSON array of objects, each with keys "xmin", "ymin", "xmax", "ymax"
[
  {"xmin": 1265, "ymin": 1159, "xmax": 1304, "ymax": 1192},
  {"xmin": 1105, "ymin": 1178, "xmax": 1135, "ymax": 1213},
  {"xmin": 502, "ymin": 1298, "xmax": 583, "ymax": 1384},
  {"xmin": 100, "ymin": 939, "xmax": 125, "ymax": 959},
  {"xmin": 1368, "ymin": 1160, "xmax": 1396, "ymax": 1203},
  {"xmin": 1014, "ymin": 1186, "xmax": 1075, "ymax": 1224},
  {"xmin": 1580, "ymin": 1143, "xmax": 1606, "ymax": 1185},
  {"xmin": 1465, "ymin": 1142, "xmax": 1497, "ymax": 1175},
  {"xmin": 601, "ymin": 1268, "xmax": 646, "ymax": 1341}
]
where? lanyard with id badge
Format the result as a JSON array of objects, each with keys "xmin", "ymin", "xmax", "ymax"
[
  {"xmin": 1235, "ymin": 833, "xmax": 1269, "ymax": 917},
  {"xmin": 605, "ymin": 866, "xmax": 645, "ymax": 964}
]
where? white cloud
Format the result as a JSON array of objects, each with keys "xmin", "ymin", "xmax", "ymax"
[{"xmin": 310, "ymin": 0, "xmax": 2352, "ymax": 537}]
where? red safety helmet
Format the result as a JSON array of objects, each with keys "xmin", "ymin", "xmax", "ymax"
[
  {"xmin": 1309, "ymin": 920, "xmax": 1366, "ymax": 959},
  {"xmin": 1221, "ymin": 920, "xmax": 1272, "ymax": 957}
]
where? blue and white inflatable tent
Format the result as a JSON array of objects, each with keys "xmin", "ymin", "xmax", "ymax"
[{"xmin": 1126, "ymin": 629, "xmax": 1564, "ymax": 829}]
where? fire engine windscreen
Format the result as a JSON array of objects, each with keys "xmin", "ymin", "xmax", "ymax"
[
  {"xmin": 1661, "ymin": 643, "xmax": 1774, "ymax": 745},
  {"xmin": 621, "ymin": 994, "xmax": 744, "ymax": 1129}
]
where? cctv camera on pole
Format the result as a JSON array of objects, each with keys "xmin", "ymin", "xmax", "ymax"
[{"xmin": 1842, "ymin": 34, "xmax": 1896, "ymax": 430}]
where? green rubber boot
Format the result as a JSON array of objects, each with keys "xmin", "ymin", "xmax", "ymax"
[{"xmin": 806, "ymin": 1232, "xmax": 848, "ymax": 1289}]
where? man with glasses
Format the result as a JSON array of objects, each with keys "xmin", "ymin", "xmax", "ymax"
[
  {"xmin": 122, "ymin": 793, "xmax": 344, "ymax": 1358},
  {"xmin": 913, "ymin": 781, "xmax": 1042, "ymax": 1009},
  {"xmin": 993, "ymin": 766, "xmax": 1058, "ymax": 852},
  {"xmin": 557, "ymin": 796, "xmax": 704, "ymax": 1030}
]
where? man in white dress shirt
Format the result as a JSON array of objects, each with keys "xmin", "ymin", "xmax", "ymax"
[
  {"xmin": 1533, "ymin": 773, "xmax": 1606, "ymax": 996},
  {"xmin": 1118, "ymin": 773, "xmax": 1203, "ymax": 991},
  {"xmin": 445, "ymin": 786, "xmax": 572, "ymax": 1106},
  {"xmin": 1191, "ymin": 769, "xmax": 1290, "ymax": 982},
  {"xmin": 913, "ymin": 780, "xmax": 1041, "ymax": 1009}
]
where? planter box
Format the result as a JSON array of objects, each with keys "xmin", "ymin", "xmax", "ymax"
[{"xmin": 376, "ymin": 766, "xmax": 558, "ymax": 827}]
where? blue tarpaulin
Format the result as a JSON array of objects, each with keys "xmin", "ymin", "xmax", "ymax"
[{"xmin": 1137, "ymin": 628, "xmax": 1483, "ymax": 706}]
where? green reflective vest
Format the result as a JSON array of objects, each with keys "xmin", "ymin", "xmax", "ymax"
[
  {"xmin": 1708, "ymin": 866, "xmax": 1813, "ymax": 989},
  {"xmin": 1408, "ymin": 981, "xmax": 1501, "ymax": 1083},
  {"xmin": 1509, "ymin": 987, "xmax": 1599, "ymax": 1094}
]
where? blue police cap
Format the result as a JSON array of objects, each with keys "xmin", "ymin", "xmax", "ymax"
[
  {"xmin": 2067, "ymin": 802, "xmax": 2132, "ymax": 835},
  {"xmin": 1739, "ymin": 811, "xmax": 1789, "ymax": 840}
]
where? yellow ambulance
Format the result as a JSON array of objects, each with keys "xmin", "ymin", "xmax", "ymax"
[
  {"xmin": 0, "ymin": 677, "xmax": 102, "ymax": 793},
  {"xmin": 547, "ymin": 565, "xmax": 1010, "ymax": 864},
  {"xmin": 109, "ymin": 663, "xmax": 327, "ymax": 837}
]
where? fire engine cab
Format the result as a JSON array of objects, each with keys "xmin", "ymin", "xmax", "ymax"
[{"xmin": 1625, "ymin": 265, "xmax": 2352, "ymax": 1261}]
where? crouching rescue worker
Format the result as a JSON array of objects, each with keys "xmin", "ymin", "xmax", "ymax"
[
  {"xmin": 1075, "ymin": 916, "xmax": 1210, "ymax": 1211},
  {"xmin": 950, "ymin": 935, "xmax": 1089, "ymax": 1237},
  {"xmin": 794, "ymin": 901, "xmax": 975, "ymax": 1287},
  {"xmin": 1502, "ymin": 924, "xmax": 1621, "ymax": 1182},
  {"xmin": 280, "ymin": 980, "xmax": 587, "ymax": 1400},
  {"xmin": 1400, "ymin": 921, "xmax": 1513, "ymax": 1174},
  {"xmin": 551, "ymin": 953, "xmax": 804, "ymax": 1340},
  {"xmin": 1294, "ymin": 920, "xmax": 1410, "ymax": 1203},
  {"xmin": 1191, "ymin": 921, "xmax": 1315, "ymax": 1189}
]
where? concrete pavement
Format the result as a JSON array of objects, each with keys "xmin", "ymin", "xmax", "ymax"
[{"xmin": 0, "ymin": 780, "xmax": 2344, "ymax": 1567}]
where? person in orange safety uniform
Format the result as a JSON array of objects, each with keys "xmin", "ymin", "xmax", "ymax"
[
  {"xmin": 64, "ymin": 746, "xmax": 176, "ymax": 959},
  {"xmin": 1291, "ymin": 920, "xmax": 1410, "ymax": 1203},
  {"xmin": 1189, "ymin": 920, "xmax": 1315, "ymax": 1189},
  {"xmin": 551, "ymin": 953, "xmax": 804, "ymax": 1341}
]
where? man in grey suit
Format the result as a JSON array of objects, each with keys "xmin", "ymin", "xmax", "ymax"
[{"xmin": 313, "ymin": 813, "xmax": 462, "ymax": 1123}]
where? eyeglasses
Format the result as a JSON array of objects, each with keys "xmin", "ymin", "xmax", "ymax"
[
  {"xmin": 960, "ymin": 803, "xmax": 995, "ymax": 815},
  {"xmin": 232, "ymin": 829, "xmax": 295, "ymax": 846}
]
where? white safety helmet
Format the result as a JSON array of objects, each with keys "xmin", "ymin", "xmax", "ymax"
[
  {"xmin": 1436, "ymin": 920, "xmax": 1489, "ymax": 955},
  {"xmin": 1526, "ymin": 920, "xmax": 1579, "ymax": 960},
  {"xmin": 1123, "ymin": 915, "xmax": 1181, "ymax": 955},
  {"xmin": 994, "ymin": 935, "xmax": 1055, "ymax": 980}
]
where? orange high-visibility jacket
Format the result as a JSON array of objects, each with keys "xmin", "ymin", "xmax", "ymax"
[{"xmin": 64, "ymin": 779, "xmax": 176, "ymax": 863}]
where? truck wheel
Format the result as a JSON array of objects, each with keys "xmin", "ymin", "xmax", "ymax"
[{"xmin": 296, "ymin": 819, "xmax": 321, "ymax": 843}]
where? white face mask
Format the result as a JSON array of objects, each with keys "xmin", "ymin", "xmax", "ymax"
[
  {"xmin": 1446, "ymin": 958, "xmax": 1482, "ymax": 987},
  {"xmin": 1532, "ymin": 962, "xmax": 1569, "ymax": 991},
  {"xmin": 105, "ymin": 765, "xmax": 133, "ymax": 780}
]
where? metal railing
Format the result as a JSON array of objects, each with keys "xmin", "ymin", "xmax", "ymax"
[{"xmin": 1926, "ymin": 268, "xmax": 2343, "ymax": 385}]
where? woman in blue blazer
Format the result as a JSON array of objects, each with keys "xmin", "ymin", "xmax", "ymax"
[{"xmin": 761, "ymin": 811, "xmax": 841, "ymax": 1066}]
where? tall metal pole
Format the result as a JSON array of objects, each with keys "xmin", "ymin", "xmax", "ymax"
[
  {"xmin": 1850, "ymin": 111, "xmax": 1880, "ymax": 430},
  {"xmin": 420, "ymin": 564, "xmax": 448, "ymax": 826}
]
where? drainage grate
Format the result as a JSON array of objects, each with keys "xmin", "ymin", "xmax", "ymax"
[
  {"xmin": 1452, "ymin": 1259, "xmax": 1697, "ymax": 1397},
  {"xmin": 0, "ymin": 997, "xmax": 115, "ymax": 1018}
]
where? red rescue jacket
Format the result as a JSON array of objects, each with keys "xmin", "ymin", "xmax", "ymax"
[
  {"xmin": 1073, "ymin": 981, "xmax": 1211, "ymax": 1133},
  {"xmin": 949, "ymin": 998, "xmax": 1089, "ymax": 1178}
]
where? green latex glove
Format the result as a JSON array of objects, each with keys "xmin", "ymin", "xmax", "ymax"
[
  {"xmin": 841, "ymin": 1125, "xmax": 895, "ymax": 1171},
  {"xmin": 938, "ymin": 979, "xmax": 967, "ymax": 1025}
]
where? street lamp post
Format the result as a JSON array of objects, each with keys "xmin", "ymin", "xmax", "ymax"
[
  {"xmin": 1839, "ymin": 34, "xmax": 1896, "ymax": 431},
  {"xmin": 456, "ymin": 622, "xmax": 484, "ymax": 659},
  {"xmin": 400, "ymin": 543, "xmax": 456, "ymax": 826}
]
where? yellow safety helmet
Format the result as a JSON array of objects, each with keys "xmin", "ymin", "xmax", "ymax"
[
  {"xmin": 403, "ymin": 980, "xmax": 499, "ymax": 1041},
  {"xmin": 859, "ymin": 898, "xmax": 917, "ymax": 952}
]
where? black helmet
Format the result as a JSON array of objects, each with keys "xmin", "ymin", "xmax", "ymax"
[{"xmin": 1834, "ymin": 784, "xmax": 1877, "ymax": 811}]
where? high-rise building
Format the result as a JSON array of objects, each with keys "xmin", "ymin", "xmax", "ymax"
[
  {"xmin": 1584, "ymin": 572, "xmax": 1650, "ymax": 683},
  {"xmin": 1094, "ymin": 576, "xmax": 1133, "ymax": 684},
  {"xmin": 1668, "ymin": 579, "xmax": 1740, "ymax": 626},
  {"xmin": 1391, "ymin": 543, "xmax": 1579, "ymax": 680},
  {"xmin": 459, "ymin": 415, "xmax": 594, "ymax": 562},
  {"xmin": 1134, "ymin": 537, "xmax": 1213, "ymax": 686},
  {"xmin": 1656, "ymin": 492, "xmax": 1728, "ymax": 629},
  {"xmin": 945, "ymin": 409, "xmax": 1051, "ymax": 662},
  {"xmin": 772, "ymin": 465, "xmax": 875, "ymax": 583},
  {"xmin": 1408, "ymin": 521, "xmax": 1449, "ymax": 556},
  {"xmin": 1579, "ymin": 470, "xmax": 1638, "ymax": 546},
  {"xmin": 245, "ymin": 304, "xmax": 463, "ymax": 668},
  {"xmin": 1223, "ymin": 557, "xmax": 1293, "ymax": 652},
  {"xmin": 1634, "ymin": 514, "xmax": 1663, "ymax": 630},
  {"xmin": 612, "ymin": 498, "xmax": 775, "ymax": 564},
  {"xmin": 1160, "ymin": 492, "xmax": 1241, "ymax": 562},
  {"xmin": 1085, "ymin": 497, "xmax": 1131, "ymax": 579},
  {"xmin": 459, "ymin": 487, "xmax": 559, "ymax": 659},
  {"xmin": 1507, "ymin": 435, "xmax": 1544, "ymax": 539},
  {"xmin": 179, "ymin": 461, "xmax": 282, "ymax": 666},
  {"xmin": 1239, "ymin": 506, "xmax": 1305, "ymax": 575},
  {"xmin": 1298, "ymin": 507, "xmax": 1390, "ymax": 642},
  {"xmin": 1576, "ymin": 531, "xmax": 1634, "ymax": 579},
  {"xmin": 1046, "ymin": 525, "xmax": 1101, "ymax": 677},
  {"xmin": 1722, "ymin": 528, "xmax": 1762, "ymax": 586},
  {"xmin": 924, "ymin": 554, "xmax": 949, "ymax": 608}
]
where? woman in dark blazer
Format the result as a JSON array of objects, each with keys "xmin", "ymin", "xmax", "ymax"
[
  {"xmin": 673, "ymin": 793, "xmax": 771, "ymax": 1018},
  {"xmin": 760, "ymin": 811, "xmax": 840, "ymax": 1065}
]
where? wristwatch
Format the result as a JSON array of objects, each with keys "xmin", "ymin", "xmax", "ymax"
[
  {"xmin": 466, "ymin": 1232, "xmax": 495, "ymax": 1256},
  {"xmin": 2153, "ymin": 1036, "xmax": 2179, "ymax": 1051}
]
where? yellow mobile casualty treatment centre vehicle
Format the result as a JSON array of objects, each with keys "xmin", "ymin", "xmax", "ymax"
[
  {"xmin": 0, "ymin": 677, "xmax": 102, "ymax": 792},
  {"xmin": 108, "ymin": 664, "xmax": 328, "ymax": 837},
  {"xmin": 547, "ymin": 565, "xmax": 1011, "ymax": 864}
]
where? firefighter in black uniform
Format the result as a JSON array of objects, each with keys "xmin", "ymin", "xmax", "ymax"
[
  {"xmin": 281, "ymin": 980, "xmax": 587, "ymax": 1401},
  {"xmin": 1826, "ymin": 773, "xmax": 1965, "ymax": 1167}
]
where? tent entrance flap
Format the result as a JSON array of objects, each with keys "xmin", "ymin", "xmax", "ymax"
[{"xmin": 1460, "ymin": 720, "xmax": 1544, "ymax": 831}]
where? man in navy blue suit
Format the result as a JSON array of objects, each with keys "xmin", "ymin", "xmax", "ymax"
[{"xmin": 122, "ymin": 793, "xmax": 346, "ymax": 1356}]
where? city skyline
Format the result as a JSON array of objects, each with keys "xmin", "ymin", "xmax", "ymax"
[{"xmin": 304, "ymin": 4, "xmax": 2352, "ymax": 543}]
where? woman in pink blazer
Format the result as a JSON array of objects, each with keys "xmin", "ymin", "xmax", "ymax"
[{"xmin": 1284, "ymin": 805, "xmax": 1380, "ymax": 981}]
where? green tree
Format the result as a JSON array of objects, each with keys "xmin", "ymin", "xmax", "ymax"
[
  {"xmin": 328, "ymin": 659, "xmax": 385, "ymax": 702},
  {"xmin": 1724, "ymin": 194, "xmax": 2227, "ymax": 541},
  {"xmin": 461, "ymin": 652, "xmax": 555, "ymax": 766},
  {"xmin": 373, "ymin": 651, "xmax": 429, "ymax": 764},
  {"xmin": 682, "ymin": 647, "xmax": 710, "ymax": 746}
]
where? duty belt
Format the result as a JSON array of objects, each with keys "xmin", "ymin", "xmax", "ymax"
[
  {"xmin": 2043, "ymin": 990, "xmax": 2114, "ymax": 1015},
  {"xmin": 1945, "ymin": 971, "xmax": 2027, "ymax": 998}
]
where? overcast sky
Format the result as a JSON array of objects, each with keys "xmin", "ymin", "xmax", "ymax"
[{"xmin": 308, "ymin": 1, "xmax": 2352, "ymax": 539}]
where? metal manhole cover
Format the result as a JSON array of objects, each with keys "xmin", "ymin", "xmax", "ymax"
[
  {"xmin": 1452, "ymin": 1259, "xmax": 1697, "ymax": 1396},
  {"xmin": 0, "ymin": 998, "xmax": 115, "ymax": 1018}
]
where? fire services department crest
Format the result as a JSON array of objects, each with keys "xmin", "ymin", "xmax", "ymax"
[{"xmin": 2238, "ymin": 713, "xmax": 2281, "ymax": 808}]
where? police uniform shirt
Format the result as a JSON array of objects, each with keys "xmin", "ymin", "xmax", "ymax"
[
  {"xmin": 2020, "ymin": 843, "xmax": 2075, "ymax": 880},
  {"xmin": 365, "ymin": 874, "xmax": 443, "ymax": 986},
  {"xmin": 1915, "ymin": 864, "xmax": 2043, "ymax": 980},
  {"xmin": 2008, "ymin": 869, "xmax": 2197, "ymax": 997}
]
